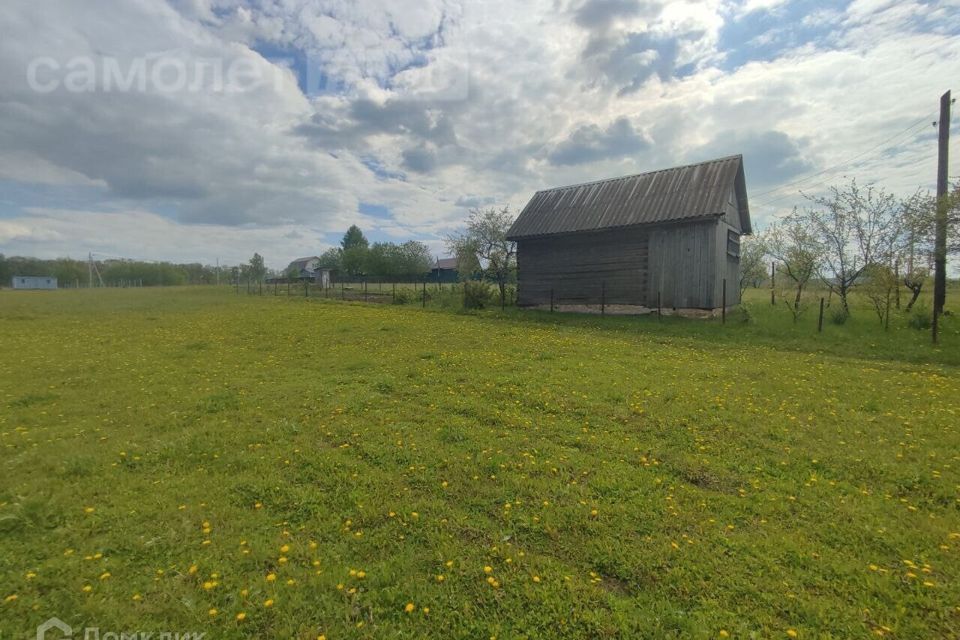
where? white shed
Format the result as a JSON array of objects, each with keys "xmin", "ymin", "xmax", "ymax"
[{"xmin": 11, "ymin": 276, "xmax": 58, "ymax": 290}]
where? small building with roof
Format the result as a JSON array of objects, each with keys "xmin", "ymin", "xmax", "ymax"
[
  {"xmin": 429, "ymin": 257, "xmax": 459, "ymax": 283},
  {"xmin": 284, "ymin": 256, "xmax": 331, "ymax": 287},
  {"xmin": 506, "ymin": 155, "xmax": 751, "ymax": 313},
  {"xmin": 11, "ymin": 275, "xmax": 58, "ymax": 290}
]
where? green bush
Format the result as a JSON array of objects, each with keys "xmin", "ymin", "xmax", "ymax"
[
  {"xmin": 393, "ymin": 288, "xmax": 413, "ymax": 305},
  {"xmin": 830, "ymin": 307, "xmax": 849, "ymax": 325},
  {"xmin": 907, "ymin": 301, "xmax": 932, "ymax": 330},
  {"xmin": 462, "ymin": 281, "xmax": 494, "ymax": 309}
]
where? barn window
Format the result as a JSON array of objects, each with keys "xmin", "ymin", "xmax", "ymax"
[{"xmin": 726, "ymin": 230, "xmax": 741, "ymax": 258}]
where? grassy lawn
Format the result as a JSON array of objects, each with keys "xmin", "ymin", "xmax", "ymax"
[{"xmin": 1, "ymin": 286, "xmax": 959, "ymax": 639}]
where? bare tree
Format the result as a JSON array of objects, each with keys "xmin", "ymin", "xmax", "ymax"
[
  {"xmin": 766, "ymin": 213, "xmax": 822, "ymax": 322},
  {"xmin": 446, "ymin": 206, "xmax": 517, "ymax": 306},
  {"xmin": 800, "ymin": 179, "xmax": 901, "ymax": 314}
]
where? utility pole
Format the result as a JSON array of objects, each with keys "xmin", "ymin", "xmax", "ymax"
[
  {"xmin": 88, "ymin": 252, "xmax": 93, "ymax": 288},
  {"xmin": 216, "ymin": 258, "xmax": 220, "ymax": 286},
  {"xmin": 933, "ymin": 89, "xmax": 951, "ymax": 344}
]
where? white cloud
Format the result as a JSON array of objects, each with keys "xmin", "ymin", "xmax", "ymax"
[{"xmin": 0, "ymin": 0, "xmax": 957, "ymax": 265}]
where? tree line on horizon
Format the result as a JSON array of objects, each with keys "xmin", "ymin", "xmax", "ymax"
[{"xmin": 0, "ymin": 254, "xmax": 228, "ymax": 287}]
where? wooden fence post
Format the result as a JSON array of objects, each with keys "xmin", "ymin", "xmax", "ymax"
[
  {"xmin": 550, "ymin": 288, "xmax": 554, "ymax": 313},
  {"xmin": 657, "ymin": 290, "xmax": 661, "ymax": 321},
  {"xmin": 392, "ymin": 282, "xmax": 396, "ymax": 303},
  {"xmin": 601, "ymin": 281, "xmax": 606, "ymax": 316},
  {"xmin": 341, "ymin": 282, "xmax": 344, "ymax": 300},
  {"xmin": 770, "ymin": 261, "xmax": 776, "ymax": 306},
  {"xmin": 818, "ymin": 297, "xmax": 825, "ymax": 333},
  {"xmin": 721, "ymin": 279, "xmax": 726, "ymax": 324},
  {"xmin": 304, "ymin": 280, "xmax": 308, "ymax": 298},
  {"xmin": 422, "ymin": 281, "xmax": 426, "ymax": 308}
]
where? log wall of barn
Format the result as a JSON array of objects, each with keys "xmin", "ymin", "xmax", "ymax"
[
  {"xmin": 516, "ymin": 226, "xmax": 650, "ymax": 306},
  {"xmin": 516, "ymin": 220, "xmax": 724, "ymax": 309}
]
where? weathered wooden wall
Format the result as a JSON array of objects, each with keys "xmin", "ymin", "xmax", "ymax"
[
  {"xmin": 516, "ymin": 226, "xmax": 650, "ymax": 306},
  {"xmin": 647, "ymin": 220, "xmax": 718, "ymax": 309},
  {"xmin": 716, "ymin": 185, "xmax": 742, "ymax": 306}
]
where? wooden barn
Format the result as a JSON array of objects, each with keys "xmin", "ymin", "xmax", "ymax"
[{"xmin": 507, "ymin": 155, "xmax": 751, "ymax": 312}]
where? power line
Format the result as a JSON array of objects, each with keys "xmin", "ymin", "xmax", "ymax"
[
  {"xmin": 755, "ymin": 116, "xmax": 930, "ymax": 207},
  {"xmin": 749, "ymin": 111, "xmax": 937, "ymax": 208}
]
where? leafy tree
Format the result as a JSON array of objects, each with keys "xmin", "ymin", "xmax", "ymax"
[
  {"xmin": 738, "ymin": 234, "xmax": 768, "ymax": 298},
  {"xmin": 397, "ymin": 241, "xmax": 433, "ymax": 277},
  {"xmin": 248, "ymin": 253, "xmax": 266, "ymax": 283},
  {"xmin": 446, "ymin": 206, "xmax": 516, "ymax": 307},
  {"xmin": 861, "ymin": 263, "xmax": 898, "ymax": 329},
  {"xmin": 799, "ymin": 179, "xmax": 900, "ymax": 314},
  {"xmin": 341, "ymin": 225, "xmax": 369, "ymax": 251},
  {"xmin": 766, "ymin": 213, "xmax": 822, "ymax": 322},
  {"xmin": 316, "ymin": 247, "xmax": 343, "ymax": 274},
  {"xmin": 895, "ymin": 191, "xmax": 936, "ymax": 311}
]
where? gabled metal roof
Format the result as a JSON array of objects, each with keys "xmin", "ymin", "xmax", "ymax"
[
  {"xmin": 507, "ymin": 155, "xmax": 751, "ymax": 239},
  {"xmin": 434, "ymin": 257, "xmax": 458, "ymax": 270},
  {"xmin": 287, "ymin": 256, "xmax": 320, "ymax": 271}
]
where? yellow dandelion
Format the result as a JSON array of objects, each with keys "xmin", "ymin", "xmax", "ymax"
[
  {"xmin": 422, "ymin": 607, "xmax": 430, "ymax": 614},
  {"xmin": 236, "ymin": 612, "xmax": 246, "ymax": 621},
  {"xmin": 435, "ymin": 574, "xmax": 445, "ymax": 582},
  {"xmin": 719, "ymin": 631, "xmax": 729, "ymax": 638},
  {"xmin": 483, "ymin": 566, "xmax": 493, "ymax": 574},
  {"xmin": 208, "ymin": 608, "xmax": 218, "ymax": 617},
  {"xmin": 82, "ymin": 585, "xmax": 93, "ymax": 593},
  {"xmin": 132, "ymin": 594, "xmax": 142, "ymax": 601},
  {"xmin": 188, "ymin": 565, "xmax": 198, "ymax": 575},
  {"xmin": 280, "ymin": 544, "xmax": 290, "ymax": 553},
  {"xmin": 404, "ymin": 602, "xmax": 415, "ymax": 613},
  {"xmin": 266, "ymin": 573, "xmax": 277, "ymax": 582},
  {"xmin": 532, "ymin": 575, "xmax": 541, "ymax": 583},
  {"xmin": 4, "ymin": 594, "xmax": 18, "ymax": 603},
  {"xmin": 84, "ymin": 507, "xmax": 95, "ymax": 514},
  {"xmin": 264, "ymin": 598, "xmax": 274, "ymax": 608},
  {"xmin": 787, "ymin": 630, "xmax": 798, "ymax": 638}
]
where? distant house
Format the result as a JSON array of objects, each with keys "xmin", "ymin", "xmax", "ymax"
[
  {"xmin": 430, "ymin": 257, "xmax": 459, "ymax": 283},
  {"xmin": 507, "ymin": 155, "xmax": 751, "ymax": 312},
  {"xmin": 285, "ymin": 256, "xmax": 331, "ymax": 287},
  {"xmin": 11, "ymin": 276, "xmax": 58, "ymax": 290}
]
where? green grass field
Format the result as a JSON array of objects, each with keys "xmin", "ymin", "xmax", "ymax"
[{"xmin": 1, "ymin": 287, "xmax": 959, "ymax": 639}]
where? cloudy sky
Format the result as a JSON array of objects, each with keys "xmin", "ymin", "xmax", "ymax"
[{"xmin": 0, "ymin": 0, "xmax": 958, "ymax": 269}]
